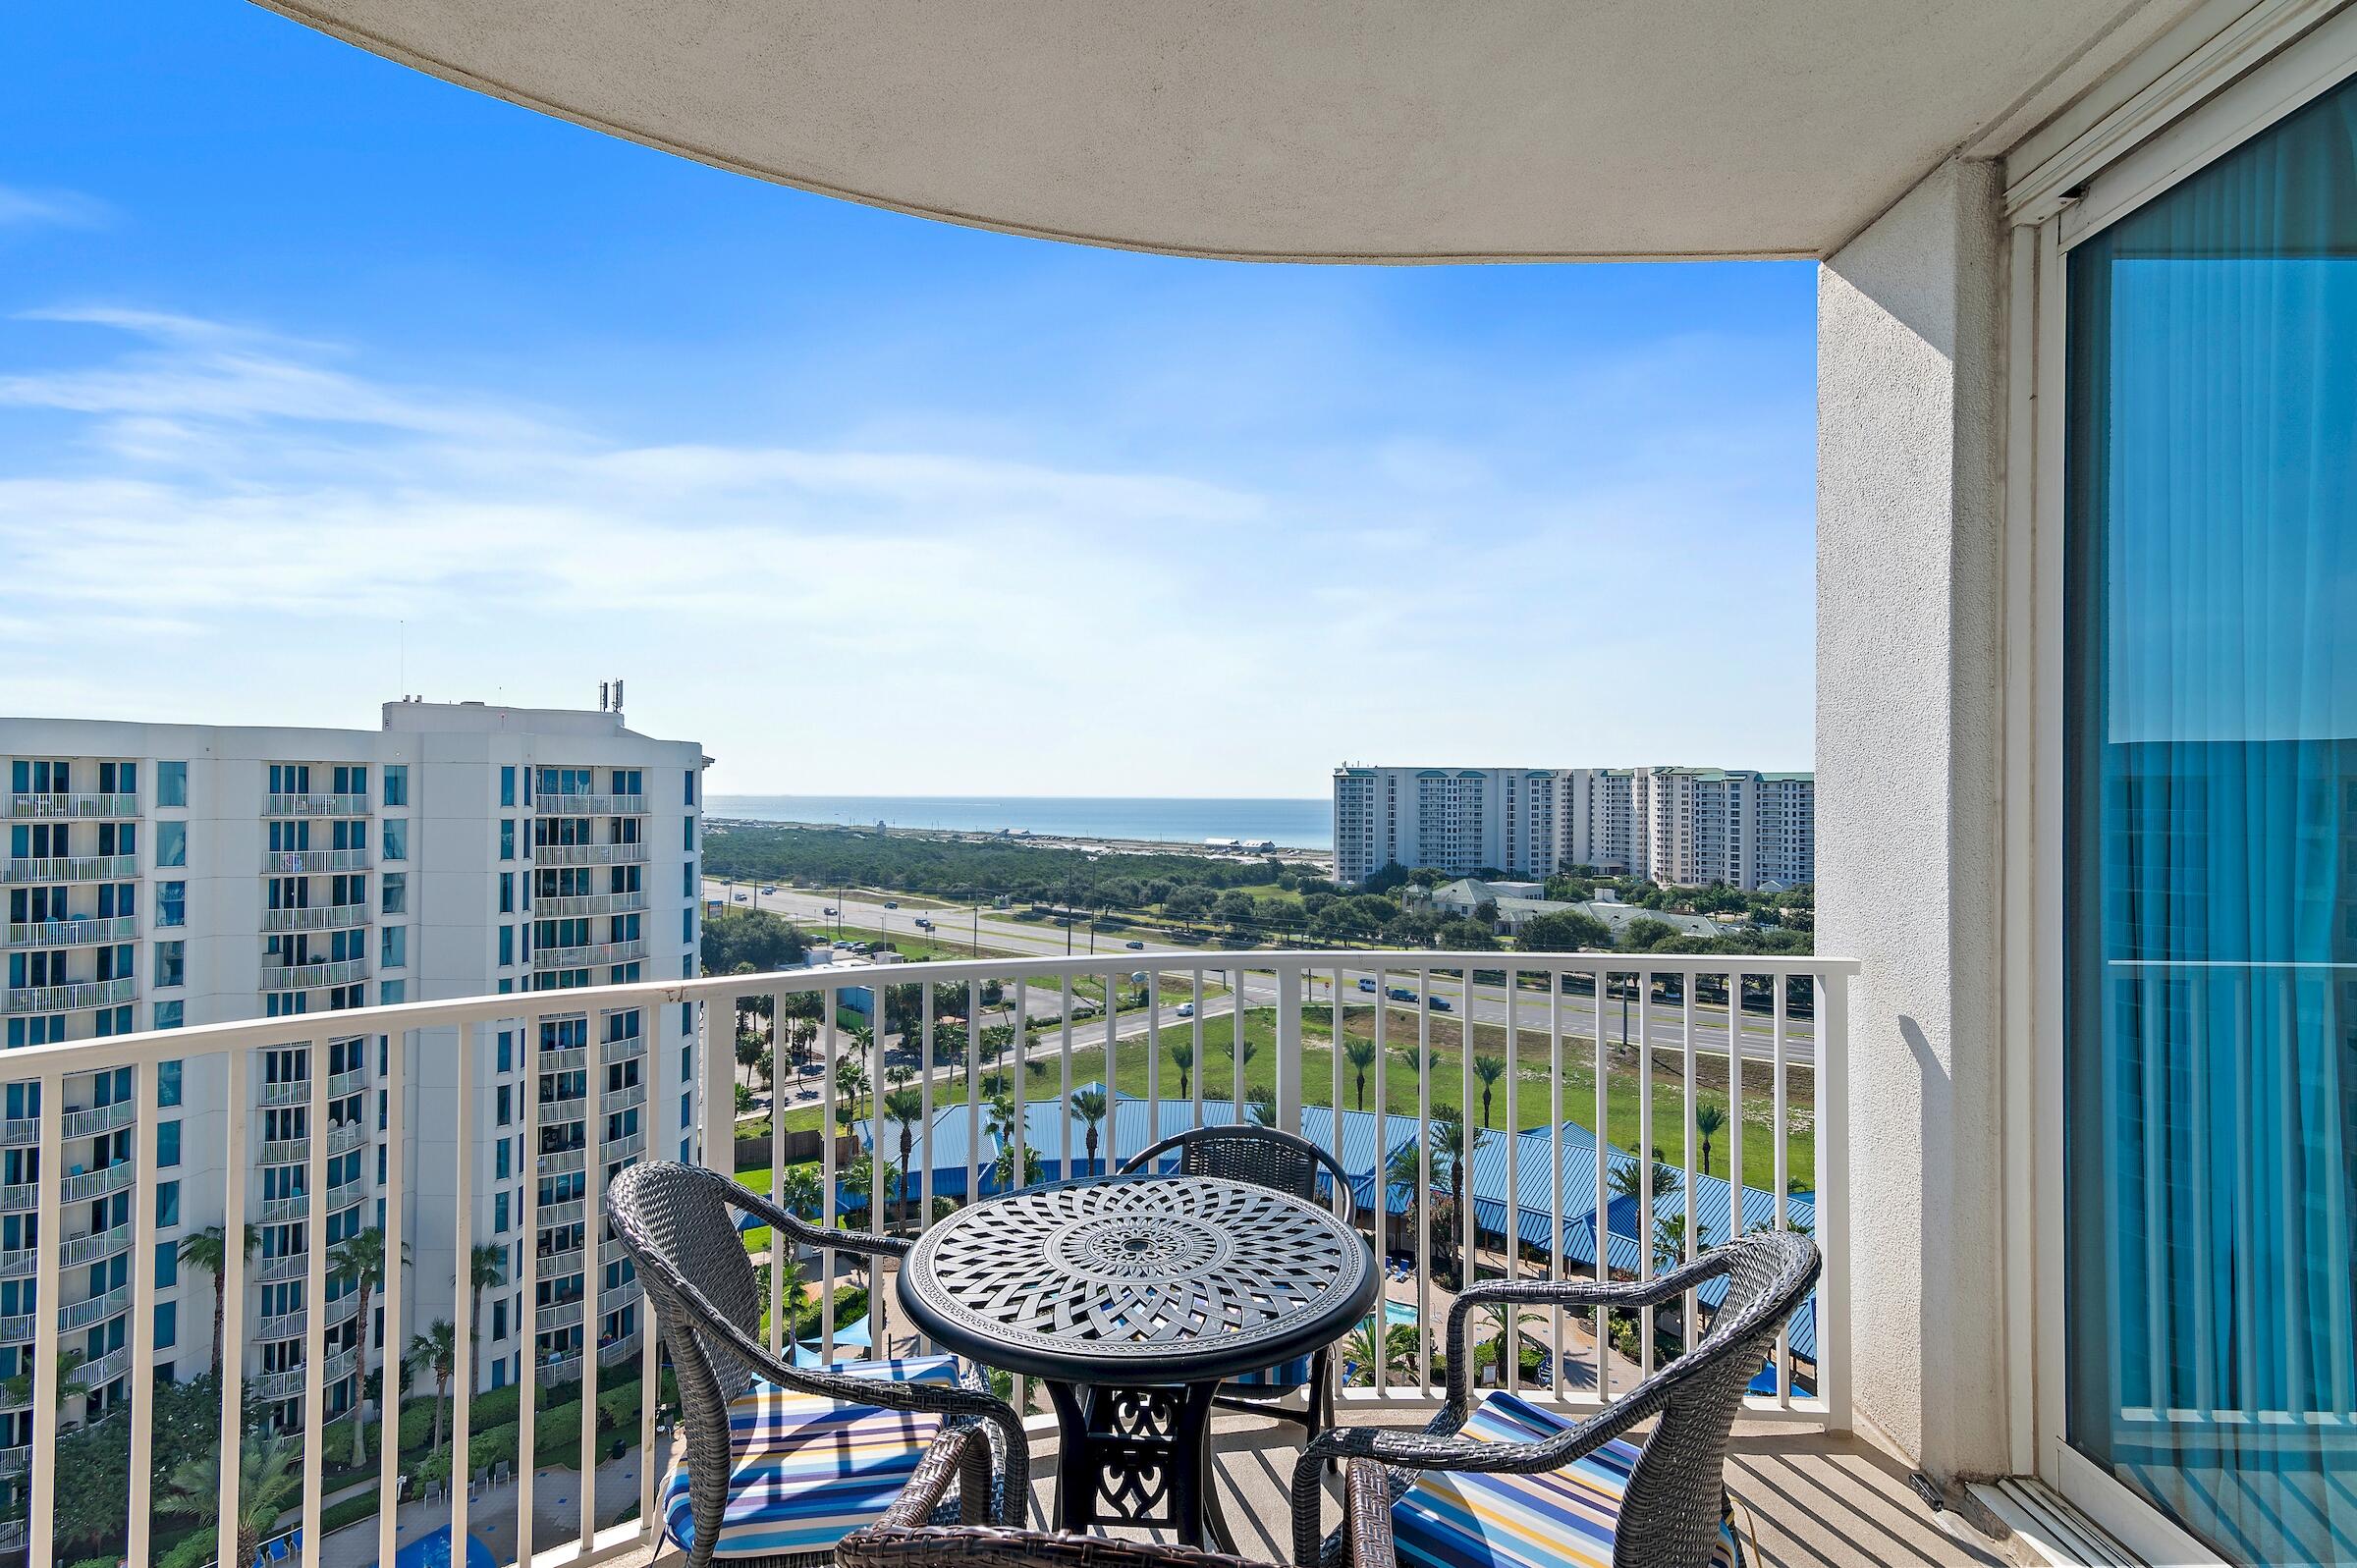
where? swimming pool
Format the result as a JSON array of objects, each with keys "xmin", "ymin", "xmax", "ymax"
[{"xmin": 383, "ymin": 1527, "xmax": 497, "ymax": 1568}]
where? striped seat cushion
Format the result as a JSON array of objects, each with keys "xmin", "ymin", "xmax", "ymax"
[
  {"xmin": 662, "ymin": 1354, "xmax": 962, "ymax": 1558},
  {"xmin": 1390, "ymin": 1390, "xmax": 1742, "ymax": 1568}
]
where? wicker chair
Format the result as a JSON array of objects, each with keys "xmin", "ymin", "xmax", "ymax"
[
  {"xmin": 1117, "ymin": 1125, "xmax": 1356, "ymax": 1442},
  {"xmin": 1291, "ymin": 1227, "xmax": 1821, "ymax": 1568},
  {"xmin": 606, "ymin": 1162, "xmax": 1028, "ymax": 1568},
  {"xmin": 839, "ymin": 1454, "xmax": 1398, "ymax": 1568}
]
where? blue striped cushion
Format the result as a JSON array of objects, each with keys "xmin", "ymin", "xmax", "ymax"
[
  {"xmin": 662, "ymin": 1355, "xmax": 962, "ymax": 1557},
  {"xmin": 1390, "ymin": 1390, "xmax": 1741, "ymax": 1568},
  {"xmin": 1227, "ymin": 1354, "xmax": 1315, "ymax": 1390}
]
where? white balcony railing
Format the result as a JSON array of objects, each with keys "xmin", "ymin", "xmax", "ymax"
[
  {"xmin": 0, "ymin": 946, "xmax": 1851, "ymax": 1568},
  {"xmin": 4, "ymin": 855, "xmax": 138, "ymax": 884},
  {"xmin": 531, "ymin": 840, "xmax": 647, "ymax": 867},
  {"xmin": 532, "ymin": 937, "xmax": 647, "ymax": 970},
  {"xmin": 4, "ymin": 977, "xmax": 137, "ymax": 1014},
  {"xmin": 260, "ymin": 957, "xmax": 369, "ymax": 992},
  {"xmin": 535, "ymin": 793, "xmax": 648, "ymax": 817},
  {"xmin": 260, "ymin": 847, "xmax": 369, "ymax": 874},
  {"xmin": 5, "ymin": 914, "xmax": 137, "ymax": 948},
  {"xmin": 6, "ymin": 793, "xmax": 138, "ymax": 821},
  {"xmin": 261, "ymin": 793, "xmax": 370, "ymax": 818},
  {"xmin": 260, "ymin": 902, "xmax": 369, "ymax": 934},
  {"xmin": 533, "ymin": 890, "xmax": 647, "ymax": 919}
]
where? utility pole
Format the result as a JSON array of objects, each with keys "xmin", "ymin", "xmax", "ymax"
[{"xmin": 971, "ymin": 905, "xmax": 980, "ymax": 958}]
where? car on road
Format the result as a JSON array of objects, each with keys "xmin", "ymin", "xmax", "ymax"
[
  {"xmin": 761, "ymin": 885, "xmax": 777, "ymax": 893},
  {"xmin": 1356, "ymin": 977, "xmax": 1377, "ymax": 993},
  {"xmin": 733, "ymin": 892, "xmax": 747, "ymax": 901},
  {"xmin": 885, "ymin": 900, "xmax": 899, "ymax": 909},
  {"xmin": 1387, "ymin": 986, "xmax": 1417, "ymax": 1001},
  {"xmin": 1176, "ymin": 1001, "xmax": 1195, "ymax": 1017},
  {"xmin": 913, "ymin": 917, "xmax": 933, "ymax": 931},
  {"xmin": 1430, "ymin": 996, "xmax": 1453, "ymax": 1011},
  {"xmin": 823, "ymin": 906, "xmax": 838, "ymax": 916},
  {"xmin": 1124, "ymin": 940, "xmax": 1144, "ymax": 950}
]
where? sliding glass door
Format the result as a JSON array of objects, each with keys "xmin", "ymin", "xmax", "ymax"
[{"xmin": 2065, "ymin": 75, "xmax": 2357, "ymax": 1568}]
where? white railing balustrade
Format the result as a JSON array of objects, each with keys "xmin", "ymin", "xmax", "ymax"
[
  {"xmin": 3, "ymin": 946, "xmax": 1850, "ymax": 1568},
  {"xmin": 6, "ymin": 792, "xmax": 139, "ymax": 820}
]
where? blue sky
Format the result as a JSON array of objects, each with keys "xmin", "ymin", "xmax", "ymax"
[{"xmin": 0, "ymin": 4, "xmax": 1817, "ymax": 796}]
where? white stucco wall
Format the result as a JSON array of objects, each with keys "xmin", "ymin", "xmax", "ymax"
[{"xmin": 1816, "ymin": 155, "xmax": 2009, "ymax": 1479}]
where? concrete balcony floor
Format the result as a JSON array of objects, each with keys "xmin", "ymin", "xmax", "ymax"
[{"xmin": 591, "ymin": 1409, "xmax": 2016, "ymax": 1568}]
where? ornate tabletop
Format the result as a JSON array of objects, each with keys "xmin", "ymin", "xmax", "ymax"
[{"xmin": 899, "ymin": 1173, "xmax": 1377, "ymax": 1385}]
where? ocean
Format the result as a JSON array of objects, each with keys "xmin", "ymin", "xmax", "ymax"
[{"xmin": 707, "ymin": 794, "xmax": 1334, "ymax": 851}]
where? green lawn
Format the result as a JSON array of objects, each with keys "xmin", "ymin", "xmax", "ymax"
[{"xmin": 1042, "ymin": 1005, "xmax": 1813, "ymax": 1195}]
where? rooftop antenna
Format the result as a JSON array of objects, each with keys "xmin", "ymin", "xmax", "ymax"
[
  {"xmin": 613, "ymin": 677, "xmax": 625, "ymax": 715},
  {"xmin": 598, "ymin": 681, "xmax": 610, "ymax": 713}
]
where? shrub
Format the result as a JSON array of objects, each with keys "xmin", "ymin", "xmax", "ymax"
[
  {"xmin": 319, "ymin": 1493, "xmax": 382, "ymax": 1535},
  {"xmin": 71, "ymin": 1554, "xmax": 121, "ymax": 1568},
  {"xmin": 534, "ymin": 1401, "xmax": 583, "ymax": 1467},
  {"xmin": 469, "ymin": 1382, "xmax": 522, "ymax": 1430},
  {"xmin": 157, "ymin": 1529, "xmax": 216, "ymax": 1568}
]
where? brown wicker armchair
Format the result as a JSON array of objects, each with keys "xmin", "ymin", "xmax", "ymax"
[
  {"xmin": 1291, "ymin": 1227, "xmax": 1821, "ymax": 1568},
  {"xmin": 607, "ymin": 1162, "xmax": 1028, "ymax": 1568},
  {"xmin": 840, "ymin": 1455, "xmax": 1398, "ymax": 1568}
]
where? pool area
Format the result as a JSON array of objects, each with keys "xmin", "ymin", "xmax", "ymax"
[{"xmin": 381, "ymin": 1527, "xmax": 497, "ymax": 1568}]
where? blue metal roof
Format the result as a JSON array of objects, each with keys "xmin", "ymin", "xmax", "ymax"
[{"xmin": 851, "ymin": 1087, "xmax": 1816, "ymax": 1361}]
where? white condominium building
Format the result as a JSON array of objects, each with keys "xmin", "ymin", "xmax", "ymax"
[
  {"xmin": 0, "ymin": 699, "xmax": 705, "ymax": 1447},
  {"xmin": 1336, "ymin": 763, "xmax": 1814, "ymax": 891},
  {"xmin": 1332, "ymin": 767, "xmax": 1562, "ymax": 887}
]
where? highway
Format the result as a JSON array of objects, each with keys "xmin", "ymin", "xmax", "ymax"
[{"xmin": 706, "ymin": 880, "xmax": 1819, "ymax": 1069}]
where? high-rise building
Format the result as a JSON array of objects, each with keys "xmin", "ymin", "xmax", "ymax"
[
  {"xmin": 1331, "ymin": 767, "xmax": 1562, "ymax": 887},
  {"xmin": 1335, "ymin": 763, "xmax": 1813, "ymax": 891},
  {"xmin": 0, "ymin": 699, "xmax": 705, "ymax": 1437}
]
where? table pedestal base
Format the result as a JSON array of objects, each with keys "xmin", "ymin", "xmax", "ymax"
[{"xmin": 1046, "ymin": 1380, "xmax": 1230, "ymax": 1550}]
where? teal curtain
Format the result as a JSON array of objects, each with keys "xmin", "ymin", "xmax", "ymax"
[{"xmin": 2066, "ymin": 75, "xmax": 2357, "ymax": 1567}]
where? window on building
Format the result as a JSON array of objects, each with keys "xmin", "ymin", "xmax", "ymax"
[
  {"xmin": 383, "ymin": 765, "xmax": 408, "ymax": 807},
  {"xmin": 494, "ymin": 1191, "xmax": 509, "ymax": 1235},
  {"xmin": 156, "ymin": 880, "xmax": 186, "ymax": 928},
  {"xmin": 156, "ymin": 1119, "xmax": 180, "ymax": 1168},
  {"xmin": 499, "ymin": 820, "xmax": 515, "ymax": 861},
  {"xmin": 499, "ymin": 872, "xmax": 515, "ymax": 914},
  {"xmin": 501, "ymin": 766, "xmax": 516, "ymax": 808},
  {"xmin": 155, "ymin": 820, "xmax": 187, "ymax": 868},
  {"xmin": 379, "ymin": 980, "xmax": 405, "ymax": 1005},
  {"xmin": 156, "ymin": 1181, "xmax": 180, "ymax": 1228},
  {"xmin": 498, "ymin": 925, "xmax": 515, "ymax": 967},
  {"xmin": 156, "ymin": 1058, "xmax": 182, "ymax": 1106},
  {"xmin": 154, "ymin": 1302, "xmax": 177, "ymax": 1351},
  {"xmin": 684, "ymin": 769, "xmax": 696, "ymax": 806},
  {"xmin": 154, "ymin": 941, "xmax": 185, "ymax": 989},
  {"xmin": 156, "ymin": 761, "xmax": 188, "ymax": 808},
  {"xmin": 382, "ymin": 872, "xmax": 407, "ymax": 916},
  {"xmin": 383, "ymin": 819, "xmax": 409, "ymax": 861},
  {"xmin": 496, "ymin": 1084, "xmax": 512, "ymax": 1127},
  {"xmin": 380, "ymin": 925, "xmax": 406, "ymax": 969}
]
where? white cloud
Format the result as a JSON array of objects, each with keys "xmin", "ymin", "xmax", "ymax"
[
  {"xmin": 0, "ymin": 186, "xmax": 111, "ymax": 231},
  {"xmin": 0, "ymin": 305, "xmax": 1816, "ymax": 792}
]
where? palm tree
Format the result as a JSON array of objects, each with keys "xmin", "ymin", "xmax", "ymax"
[
  {"xmin": 1343, "ymin": 1039, "xmax": 1378, "ymax": 1109},
  {"xmin": 2, "ymin": 1348, "xmax": 87, "ymax": 1420},
  {"xmin": 1340, "ymin": 1322, "xmax": 1418, "ymax": 1386},
  {"xmin": 777, "ymin": 1162, "xmax": 824, "ymax": 1220},
  {"xmin": 1245, "ymin": 1084, "xmax": 1277, "ymax": 1126},
  {"xmin": 160, "ymin": 1432, "xmax": 301, "ymax": 1568},
  {"xmin": 1169, "ymin": 1042, "xmax": 1194, "ymax": 1099},
  {"xmin": 835, "ymin": 1056, "xmax": 871, "ymax": 1132},
  {"xmin": 408, "ymin": 1320, "xmax": 459, "ymax": 1455},
  {"xmin": 1068, "ymin": 1087, "xmax": 1109, "ymax": 1175},
  {"xmin": 327, "ymin": 1226, "xmax": 410, "ymax": 1466},
  {"xmin": 735, "ymin": 1081, "xmax": 757, "ymax": 1116},
  {"xmin": 1471, "ymin": 1055, "xmax": 1507, "ymax": 1127},
  {"xmin": 985, "ymin": 1094, "xmax": 1043, "ymax": 1190},
  {"xmin": 1692, "ymin": 1103, "xmax": 1727, "ymax": 1176},
  {"xmin": 179, "ymin": 1223, "xmax": 259, "ymax": 1375},
  {"xmin": 1429, "ymin": 1113, "xmax": 1473, "ymax": 1281},
  {"xmin": 466, "ymin": 1242, "xmax": 507, "ymax": 1348},
  {"xmin": 881, "ymin": 1086, "xmax": 927, "ymax": 1226},
  {"xmin": 1610, "ymin": 1150, "xmax": 1683, "ymax": 1203}
]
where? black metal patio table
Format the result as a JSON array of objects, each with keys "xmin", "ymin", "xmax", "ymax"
[{"xmin": 898, "ymin": 1172, "xmax": 1377, "ymax": 1550}]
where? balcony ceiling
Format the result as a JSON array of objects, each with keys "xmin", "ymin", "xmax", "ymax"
[{"xmin": 259, "ymin": 0, "xmax": 2195, "ymax": 261}]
